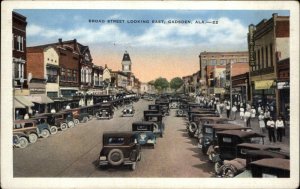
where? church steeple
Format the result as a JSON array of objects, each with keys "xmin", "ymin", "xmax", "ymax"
[{"xmin": 121, "ymin": 51, "xmax": 132, "ymax": 73}]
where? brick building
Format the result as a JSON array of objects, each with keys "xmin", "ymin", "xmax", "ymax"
[{"xmin": 248, "ymin": 13, "xmax": 289, "ymax": 117}]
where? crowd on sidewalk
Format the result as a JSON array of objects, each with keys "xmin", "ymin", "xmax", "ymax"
[{"xmin": 195, "ymin": 95, "xmax": 289, "ymax": 145}]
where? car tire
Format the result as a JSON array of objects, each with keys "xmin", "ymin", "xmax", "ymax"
[
  {"xmin": 50, "ymin": 126, "xmax": 58, "ymax": 135},
  {"xmin": 178, "ymin": 110, "xmax": 183, "ymax": 116},
  {"xmin": 221, "ymin": 164, "xmax": 236, "ymax": 178},
  {"xmin": 107, "ymin": 149, "xmax": 124, "ymax": 166},
  {"xmin": 130, "ymin": 162, "xmax": 137, "ymax": 171},
  {"xmin": 18, "ymin": 137, "xmax": 29, "ymax": 148},
  {"xmin": 68, "ymin": 121, "xmax": 75, "ymax": 128},
  {"xmin": 41, "ymin": 129, "xmax": 50, "ymax": 138},
  {"xmin": 188, "ymin": 122, "xmax": 197, "ymax": 134},
  {"xmin": 88, "ymin": 115, "xmax": 93, "ymax": 120},
  {"xmin": 82, "ymin": 116, "xmax": 88, "ymax": 123},
  {"xmin": 74, "ymin": 119, "xmax": 80, "ymax": 125},
  {"xmin": 60, "ymin": 123, "xmax": 68, "ymax": 131},
  {"xmin": 28, "ymin": 133, "xmax": 38, "ymax": 143}
]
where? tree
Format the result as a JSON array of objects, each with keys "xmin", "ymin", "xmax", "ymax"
[
  {"xmin": 170, "ymin": 77, "xmax": 184, "ymax": 92},
  {"xmin": 154, "ymin": 77, "xmax": 169, "ymax": 93}
]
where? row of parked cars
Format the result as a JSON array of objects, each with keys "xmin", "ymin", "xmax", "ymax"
[
  {"xmin": 97, "ymin": 97, "xmax": 169, "ymax": 171},
  {"xmin": 13, "ymin": 95, "xmax": 139, "ymax": 149},
  {"xmin": 177, "ymin": 97, "xmax": 290, "ymax": 178}
]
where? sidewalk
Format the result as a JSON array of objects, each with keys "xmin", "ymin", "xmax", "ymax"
[{"xmin": 221, "ymin": 111, "xmax": 290, "ymax": 153}]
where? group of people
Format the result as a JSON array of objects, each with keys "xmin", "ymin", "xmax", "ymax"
[{"xmin": 195, "ymin": 95, "xmax": 286, "ymax": 143}]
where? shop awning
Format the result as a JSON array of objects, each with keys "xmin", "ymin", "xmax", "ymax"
[
  {"xmin": 25, "ymin": 94, "xmax": 54, "ymax": 104},
  {"xmin": 14, "ymin": 99, "xmax": 25, "ymax": 108},
  {"xmin": 15, "ymin": 96, "xmax": 34, "ymax": 107},
  {"xmin": 255, "ymin": 80, "xmax": 274, "ymax": 90}
]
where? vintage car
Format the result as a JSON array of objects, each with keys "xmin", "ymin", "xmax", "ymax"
[
  {"xmin": 34, "ymin": 112, "xmax": 71, "ymax": 131},
  {"xmin": 188, "ymin": 103, "xmax": 202, "ymax": 112},
  {"xmin": 31, "ymin": 116, "xmax": 55, "ymax": 138},
  {"xmin": 13, "ymin": 119, "xmax": 49, "ymax": 145},
  {"xmin": 233, "ymin": 149, "xmax": 289, "ymax": 178},
  {"xmin": 55, "ymin": 111, "xmax": 76, "ymax": 128},
  {"xmin": 169, "ymin": 97, "xmax": 180, "ymax": 109},
  {"xmin": 33, "ymin": 114, "xmax": 60, "ymax": 134},
  {"xmin": 155, "ymin": 99, "xmax": 170, "ymax": 116},
  {"xmin": 62, "ymin": 107, "xmax": 91, "ymax": 124},
  {"xmin": 132, "ymin": 121, "xmax": 156, "ymax": 147},
  {"xmin": 122, "ymin": 104, "xmax": 135, "ymax": 117},
  {"xmin": 188, "ymin": 117, "xmax": 229, "ymax": 138},
  {"xmin": 144, "ymin": 113, "xmax": 164, "ymax": 138},
  {"xmin": 95, "ymin": 102, "xmax": 114, "ymax": 119},
  {"xmin": 143, "ymin": 110, "xmax": 159, "ymax": 119},
  {"xmin": 148, "ymin": 104, "xmax": 161, "ymax": 112},
  {"xmin": 98, "ymin": 132, "xmax": 141, "ymax": 170},
  {"xmin": 249, "ymin": 158, "xmax": 290, "ymax": 178},
  {"xmin": 197, "ymin": 124, "xmax": 249, "ymax": 154},
  {"xmin": 13, "ymin": 133, "xmax": 29, "ymax": 148},
  {"xmin": 210, "ymin": 130, "xmax": 265, "ymax": 173},
  {"xmin": 176, "ymin": 104, "xmax": 189, "ymax": 117},
  {"xmin": 188, "ymin": 109, "xmax": 217, "ymax": 121}
]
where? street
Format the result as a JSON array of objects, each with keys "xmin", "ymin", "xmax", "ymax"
[{"xmin": 13, "ymin": 100, "xmax": 213, "ymax": 177}]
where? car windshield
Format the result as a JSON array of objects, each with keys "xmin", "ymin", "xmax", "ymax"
[
  {"xmin": 148, "ymin": 117, "xmax": 158, "ymax": 121},
  {"xmin": 248, "ymin": 137, "xmax": 264, "ymax": 144},
  {"xmin": 222, "ymin": 137, "xmax": 232, "ymax": 143}
]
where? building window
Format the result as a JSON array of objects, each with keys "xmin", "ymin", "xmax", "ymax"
[
  {"xmin": 47, "ymin": 68, "xmax": 58, "ymax": 83},
  {"xmin": 220, "ymin": 59, "xmax": 226, "ymax": 65},
  {"xmin": 16, "ymin": 36, "xmax": 24, "ymax": 52},
  {"xmin": 47, "ymin": 92, "xmax": 58, "ymax": 98},
  {"xmin": 270, "ymin": 43, "xmax": 273, "ymax": 67},
  {"xmin": 14, "ymin": 62, "xmax": 23, "ymax": 79},
  {"xmin": 210, "ymin": 59, "xmax": 217, "ymax": 65},
  {"xmin": 265, "ymin": 46, "xmax": 268, "ymax": 69},
  {"xmin": 257, "ymin": 50, "xmax": 260, "ymax": 71},
  {"xmin": 67, "ymin": 69, "xmax": 72, "ymax": 81},
  {"xmin": 73, "ymin": 70, "xmax": 77, "ymax": 82},
  {"xmin": 60, "ymin": 67, "xmax": 65, "ymax": 81}
]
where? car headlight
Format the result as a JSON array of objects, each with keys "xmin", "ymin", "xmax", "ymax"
[{"xmin": 100, "ymin": 156, "xmax": 107, "ymax": 161}]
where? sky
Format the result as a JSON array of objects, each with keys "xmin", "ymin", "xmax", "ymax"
[{"xmin": 16, "ymin": 9, "xmax": 289, "ymax": 83}]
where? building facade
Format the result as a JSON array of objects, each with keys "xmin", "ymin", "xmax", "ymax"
[
  {"xmin": 121, "ymin": 51, "xmax": 132, "ymax": 73},
  {"xmin": 248, "ymin": 13, "xmax": 289, "ymax": 117}
]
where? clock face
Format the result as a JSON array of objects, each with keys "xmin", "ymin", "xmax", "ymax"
[{"xmin": 124, "ymin": 65, "xmax": 129, "ymax": 70}]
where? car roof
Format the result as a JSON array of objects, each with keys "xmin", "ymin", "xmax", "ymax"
[
  {"xmin": 237, "ymin": 143, "xmax": 281, "ymax": 150},
  {"xmin": 217, "ymin": 130, "xmax": 265, "ymax": 138},
  {"xmin": 14, "ymin": 119, "xmax": 36, "ymax": 124},
  {"xmin": 245, "ymin": 150, "xmax": 289, "ymax": 159},
  {"xmin": 204, "ymin": 124, "xmax": 243, "ymax": 130},
  {"xmin": 103, "ymin": 131, "xmax": 135, "ymax": 138},
  {"xmin": 250, "ymin": 158, "xmax": 290, "ymax": 170},
  {"xmin": 132, "ymin": 121, "xmax": 154, "ymax": 126}
]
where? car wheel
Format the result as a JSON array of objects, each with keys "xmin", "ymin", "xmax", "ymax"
[
  {"xmin": 41, "ymin": 129, "xmax": 50, "ymax": 138},
  {"xmin": 68, "ymin": 121, "xmax": 75, "ymax": 128},
  {"xmin": 88, "ymin": 115, "xmax": 93, "ymax": 120},
  {"xmin": 18, "ymin": 137, "xmax": 29, "ymax": 148},
  {"xmin": 107, "ymin": 149, "xmax": 124, "ymax": 166},
  {"xmin": 82, "ymin": 116, "xmax": 88, "ymax": 123},
  {"xmin": 74, "ymin": 119, "xmax": 80, "ymax": 125},
  {"xmin": 130, "ymin": 162, "xmax": 137, "ymax": 171},
  {"xmin": 188, "ymin": 122, "xmax": 197, "ymax": 134},
  {"xmin": 28, "ymin": 133, "xmax": 38, "ymax": 143},
  {"xmin": 214, "ymin": 162, "xmax": 222, "ymax": 175},
  {"xmin": 50, "ymin": 126, "xmax": 58, "ymax": 135},
  {"xmin": 221, "ymin": 164, "xmax": 236, "ymax": 178},
  {"xmin": 60, "ymin": 123, "xmax": 68, "ymax": 131}
]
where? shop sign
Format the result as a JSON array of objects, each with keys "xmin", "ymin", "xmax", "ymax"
[
  {"xmin": 248, "ymin": 25, "xmax": 255, "ymax": 66},
  {"xmin": 255, "ymin": 80, "xmax": 274, "ymax": 90},
  {"xmin": 214, "ymin": 88, "xmax": 225, "ymax": 94},
  {"xmin": 277, "ymin": 81, "xmax": 289, "ymax": 89}
]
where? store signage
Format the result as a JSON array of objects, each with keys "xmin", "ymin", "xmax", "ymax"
[
  {"xmin": 277, "ymin": 81, "xmax": 289, "ymax": 89},
  {"xmin": 248, "ymin": 25, "xmax": 255, "ymax": 66},
  {"xmin": 255, "ymin": 80, "xmax": 274, "ymax": 90}
]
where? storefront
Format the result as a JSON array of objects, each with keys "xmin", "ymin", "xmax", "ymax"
[
  {"xmin": 14, "ymin": 96, "xmax": 34, "ymax": 119},
  {"xmin": 277, "ymin": 81, "xmax": 290, "ymax": 120}
]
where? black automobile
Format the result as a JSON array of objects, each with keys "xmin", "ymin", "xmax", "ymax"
[
  {"xmin": 98, "ymin": 132, "xmax": 141, "ymax": 170},
  {"xmin": 176, "ymin": 104, "xmax": 189, "ymax": 117},
  {"xmin": 95, "ymin": 102, "xmax": 114, "ymax": 119},
  {"xmin": 122, "ymin": 104, "xmax": 135, "ymax": 117},
  {"xmin": 144, "ymin": 113, "xmax": 164, "ymax": 138},
  {"xmin": 132, "ymin": 121, "xmax": 156, "ymax": 147}
]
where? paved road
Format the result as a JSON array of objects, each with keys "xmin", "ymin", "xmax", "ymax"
[{"xmin": 13, "ymin": 100, "xmax": 213, "ymax": 177}]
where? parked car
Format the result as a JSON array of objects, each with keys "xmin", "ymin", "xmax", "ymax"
[
  {"xmin": 144, "ymin": 113, "xmax": 164, "ymax": 138},
  {"xmin": 210, "ymin": 130, "xmax": 265, "ymax": 173},
  {"xmin": 197, "ymin": 124, "xmax": 249, "ymax": 154},
  {"xmin": 176, "ymin": 104, "xmax": 189, "ymax": 117},
  {"xmin": 188, "ymin": 117, "xmax": 229, "ymax": 138},
  {"xmin": 95, "ymin": 102, "xmax": 114, "ymax": 119},
  {"xmin": 249, "ymin": 158, "xmax": 290, "ymax": 178},
  {"xmin": 169, "ymin": 97, "xmax": 180, "ymax": 109},
  {"xmin": 34, "ymin": 113, "xmax": 69, "ymax": 132},
  {"xmin": 144, "ymin": 110, "xmax": 159, "ymax": 119},
  {"xmin": 31, "ymin": 116, "xmax": 54, "ymax": 138},
  {"xmin": 132, "ymin": 121, "xmax": 156, "ymax": 147},
  {"xmin": 98, "ymin": 132, "xmax": 141, "ymax": 170},
  {"xmin": 155, "ymin": 99, "xmax": 170, "ymax": 116},
  {"xmin": 33, "ymin": 114, "xmax": 60, "ymax": 135},
  {"xmin": 188, "ymin": 109, "xmax": 217, "ymax": 121},
  {"xmin": 62, "ymin": 107, "xmax": 91, "ymax": 124},
  {"xmin": 55, "ymin": 111, "xmax": 76, "ymax": 128},
  {"xmin": 122, "ymin": 104, "xmax": 135, "ymax": 117},
  {"xmin": 233, "ymin": 149, "xmax": 289, "ymax": 178}
]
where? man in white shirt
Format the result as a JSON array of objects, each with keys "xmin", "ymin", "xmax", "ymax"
[
  {"xmin": 266, "ymin": 117, "xmax": 276, "ymax": 143},
  {"xmin": 276, "ymin": 117, "xmax": 284, "ymax": 142}
]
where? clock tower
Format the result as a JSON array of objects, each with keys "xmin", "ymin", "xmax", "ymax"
[{"xmin": 121, "ymin": 51, "xmax": 132, "ymax": 73}]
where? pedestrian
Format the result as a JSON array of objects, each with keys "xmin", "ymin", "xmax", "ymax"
[
  {"xmin": 264, "ymin": 109, "xmax": 271, "ymax": 125},
  {"xmin": 257, "ymin": 104, "xmax": 262, "ymax": 114},
  {"xmin": 216, "ymin": 101, "xmax": 221, "ymax": 116},
  {"xmin": 219, "ymin": 101, "xmax": 224, "ymax": 115},
  {"xmin": 240, "ymin": 106, "xmax": 245, "ymax": 120},
  {"xmin": 258, "ymin": 111, "xmax": 266, "ymax": 133},
  {"xmin": 24, "ymin": 113, "xmax": 29, "ymax": 120},
  {"xmin": 275, "ymin": 116, "xmax": 285, "ymax": 142},
  {"xmin": 226, "ymin": 102, "xmax": 231, "ymax": 119},
  {"xmin": 266, "ymin": 117, "xmax": 276, "ymax": 144},
  {"xmin": 66, "ymin": 104, "xmax": 71, "ymax": 109},
  {"xmin": 231, "ymin": 104, "xmax": 237, "ymax": 120},
  {"xmin": 244, "ymin": 108, "xmax": 251, "ymax": 127},
  {"xmin": 250, "ymin": 106, "xmax": 256, "ymax": 119},
  {"xmin": 51, "ymin": 108, "xmax": 56, "ymax": 113}
]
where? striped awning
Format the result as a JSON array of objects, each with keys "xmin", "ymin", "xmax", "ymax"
[
  {"xmin": 15, "ymin": 96, "xmax": 34, "ymax": 107},
  {"xmin": 14, "ymin": 99, "xmax": 25, "ymax": 108},
  {"xmin": 25, "ymin": 94, "xmax": 54, "ymax": 104}
]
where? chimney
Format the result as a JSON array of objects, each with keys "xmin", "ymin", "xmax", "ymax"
[
  {"xmin": 58, "ymin": 38, "xmax": 63, "ymax": 47},
  {"xmin": 105, "ymin": 64, "xmax": 107, "ymax": 68}
]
